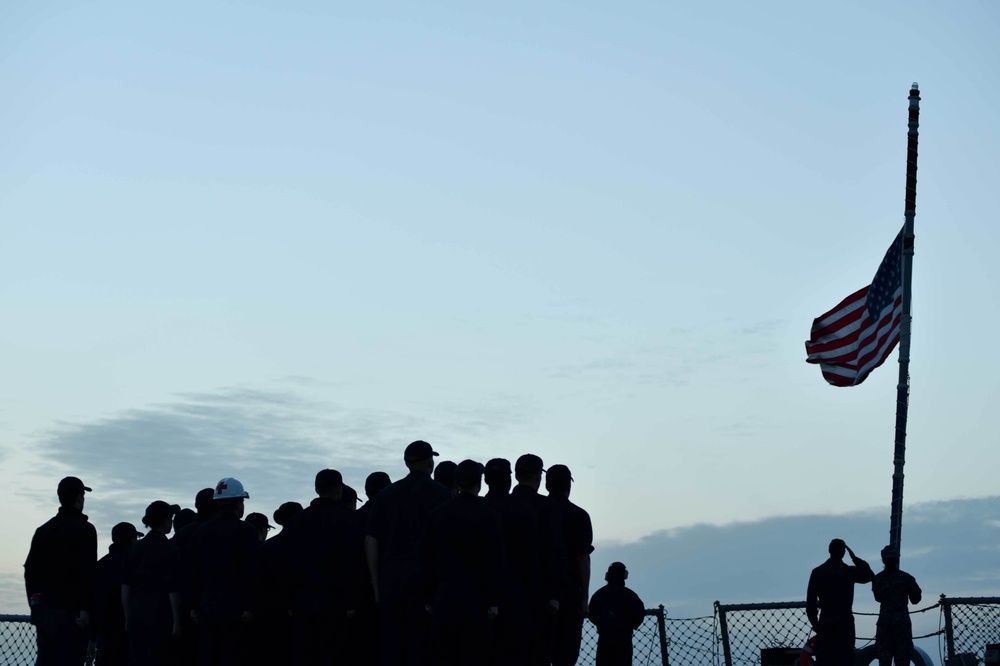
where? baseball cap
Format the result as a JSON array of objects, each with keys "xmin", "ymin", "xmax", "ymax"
[
  {"xmin": 142, "ymin": 501, "xmax": 180, "ymax": 528},
  {"xmin": 404, "ymin": 440, "xmax": 439, "ymax": 462},
  {"xmin": 455, "ymin": 459, "xmax": 485, "ymax": 487},
  {"xmin": 365, "ymin": 472, "xmax": 391, "ymax": 497},
  {"xmin": 111, "ymin": 522, "xmax": 143, "ymax": 544},
  {"xmin": 546, "ymin": 464, "xmax": 573, "ymax": 485},
  {"xmin": 881, "ymin": 545, "xmax": 900, "ymax": 560},
  {"xmin": 57, "ymin": 477, "xmax": 92, "ymax": 495},
  {"xmin": 246, "ymin": 512, "xmax": 274, "ymax": 531},
  {"xmin": 484, "ymin": 458, "xmax": 511, "ymax": 485},
  {"xmin": 273, "ymin": 501, "xmax": 303, "ymax": 527},
  {"xmin": 315, "ymin": 469, "xmax": 343, "ymax": 491},
  {"xmin": 341, "ymin": 484, "xmax": 360, "ymax": 505},
  {"xmin": 514, "ymin": 454, "xmax": 546, "ymax": 476},
  {"xmin": 194, "ymin": 488, "xmax": 215, "ymax": 512}
]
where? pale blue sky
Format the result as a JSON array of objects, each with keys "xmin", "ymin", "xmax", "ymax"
[{"xmin": 2, "ymin": 0, "xmax": 999, "ymax": 613}]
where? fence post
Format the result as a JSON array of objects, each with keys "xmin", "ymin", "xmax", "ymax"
[
  {"xmin": 656, "ymin": 604, "xmax": 669, "ymax": 666},
  {"xmin": 941, "ymin": 594, "xmax": 955, "ymax": 663},
  {"xmin": 716, "ymin": 601, "xmax": 732, "ymax": 666}
]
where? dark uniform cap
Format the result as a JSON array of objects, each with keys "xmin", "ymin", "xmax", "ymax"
[
  {"xmin": 194, "ymin": 488, "xmax": 215, "ymax": 512},
  {"xmin": 365, "ymin": 471, "xmax": 391, "ymax": 496},
  {"xmin": 315, "ymin": 469, "xmax": 343, "ymax": 491},
  {"xmin": 246, "ymin": 512, "xmax": 274, "ymax": 531},
  {"xmin": 174, "ymin": 508, "xmax": 197, "ymax": 532},
  {"xmin": 111, "ymin": 522, "xmax": 143, "ymax": 544},
  {"xmin": 142, "ymin": 501, "xmax": 180, "ymax": 528},
  {"xmin": 546, "ymin": 464, "xmax": 573, "ymax": 486},
  {"xmin": 342, "ymin": 484, "xmax": 360, "ymax": 504},
  {"xmin": 273, "ymin": 501, "xmax": 303, "ymax": 526},
  {"xmin": 455, "ymin": 459, "xmax": 485, "ymax": 487},
  {"xmin": 58, "ymin": 476, "xmax": 92, "ymax": 495},
  {"xmin": 434, "ymin": 461, "xmax": 457, "ymax": 487},
  {"xmin": 404, "ymin": 440, "xmax": 439, "ymax": 462},
  {"xmin": 881, "ymin": 545, "xmax": 900, "ymax": 560},
  {"xmin": 514, "ymin": 454, "xmax": 546, "ymax": 475}
]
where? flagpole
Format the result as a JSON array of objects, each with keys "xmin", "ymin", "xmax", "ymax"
[{"xmin": 890, "ymin": 83, "xmax": 920, "ymax": 554}]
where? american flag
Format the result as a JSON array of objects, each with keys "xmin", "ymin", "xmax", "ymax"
[{"xmin": 805, "ymin": 227, "xmax": 907, "ymax": 387}]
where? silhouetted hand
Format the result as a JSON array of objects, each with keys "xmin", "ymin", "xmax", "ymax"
[
  {"xmin": 547, "ymin": 599, "xmax": 559, "ymax": 615},
  {"xmin": 581, "ymin": 599, "xmax": 589, "ymax": 617},
  {"xmin": 76, "ymin": 611, "xmax": 90, "ymax": 629},
  {"xmin": 487, "ymin": 606, "xmax": 498, "ymax": 620},
  {"xmin": 240, "ymin": 611, "xmax": 253, "ymax": 624},
  {"xmin": 190, "ymin": 610, "xmax": 199, "ymax": 625}
]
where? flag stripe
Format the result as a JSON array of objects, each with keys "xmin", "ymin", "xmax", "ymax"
[{"xmin": 804, "ymin": 227, "xmax": 905, "ymax": 387}]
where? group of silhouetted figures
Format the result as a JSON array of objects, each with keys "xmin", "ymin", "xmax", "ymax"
[
  {"xmin": 805, "ymin": 538, "xmax": 922, "ymax": 666},
  {"xmin": 23, "ymin": 440, "xmax": 647, "ymax": 666}
]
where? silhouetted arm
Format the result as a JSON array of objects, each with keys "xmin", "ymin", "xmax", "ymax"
[
  {"xmin": 364, "ymin": 536, "xmax": 380, "ymax": 602},
  {"xmin": 805, "ymin": 571, "xmax": 819, "ymax": 629}
]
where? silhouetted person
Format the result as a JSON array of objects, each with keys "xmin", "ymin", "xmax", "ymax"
[
  {"xmin": 94, "ymin": 523, "xmax": 142, "ymax": 666},
  {"xmin": 511, "ymin": 453, "xmax": 564, "ymax": 666},
  {"xmin": 172, "ymin": 488, "xmax": 215, "ymax": 665},
  {"xmin": 245, "ymin": 513, "xmax": 273, "ymax": 542},
  {"xmin": 424, "ymin": 460, "xmax": 503, "ymax": 666},
  {"xmin": 283, "ymin": 469, "xmax": 365, "ymax": 665},
  {"xmin": 257, "ymin": 502, "xmax": 303, "ymax": 666},
  {"xmin": 366, "ymin": 440, "xmax": 452, "ymax": 666},
  {"xmin": 588, "ymin": 562, "xmax": 645, "ymax": 666},
  {"xmin": 433, "ymin": 460, "xmax": 458, "ymax": 495},
  {"xmin": 189, "ymin": 478, "xmax": 260, "ymax": 666},
  {"xmin": 483, "ymin": 458, "xmax": 537, "ymax": 666},
  {"xmin": 122, "ymin": 501, "xmax": 182, "ymax": 666},
  {"xmin": 348, "ymin": 472, "xmax": 391, "ymax": 666},
  {"xmin": 806, "ymin": 538, "xmax": 874, "ymax": 665},
  {"xmin": 173, "ymin": 508, "xmax": 197, "ymax": 534},
  {"xmin": 872, "ymin": 545, "xmax": 922, "ymax": 666},
  {"xmin": 546, "ymin": 464, "xmax": 594, "ymax": 666},
  {"xmin": 341, "ymin": 483, "xmax": 360, "ymax": 512},
  {"xmin": 24, "ymin": 476, "xmax": 98, "ymax": 666}
]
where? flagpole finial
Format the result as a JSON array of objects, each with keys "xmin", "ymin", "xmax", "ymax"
[{"xmin": 911, "ymin": 82, "xmax": 919, "ymax": 90}]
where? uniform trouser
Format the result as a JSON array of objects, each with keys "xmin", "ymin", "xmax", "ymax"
[
  {"xmin": 290, "ymin": 609, "xmax": 347, "ymax": 666},
  {"xmin": 378, "ymin": 568, "xmax": 429, "ymax": 666},
  {"xmin": 252, "ymin": 611, "xmax": 291, "ymax": 666},
  {"xmin": 95, "ymin": 625, "xmax": 128, "ymax": 666},
  {"xmin": 488, "ymin": 601, "xmax": 530, "ymax": 666},
  {"xmin": 816, "ymin": 615, "xmax": 856, "ymax": 666},
  {"xmin": 527, "ymin": 604, "xmax": 555, "ymax": 666},
  {"xmin": 876, "ymin": 617, "xmax": 913, "ymax": 666},
  {"xmin": 344, "ymin": 601, "xmax": 379, "ymax": 666},
  {"xmin": 127, "ymin": 620, "xmax": 172, "ymax": 666},
  {"xmin": 31, "ymin": 604, "xmax": 88, "ymax": 666},
  {"xmin": 197, "ymin": 618, "xmax": 242, "ymax": 666},
  {"xmin": 432, "ymin": 614, "xmax": 489, "ymax": 666},
  {"xmin": 595, "ymin": 634, "xmax": 633, "ymax": 666},
  {"xmin": 551, "ymin": 607, "xmax": 585, "ymax": 666}
]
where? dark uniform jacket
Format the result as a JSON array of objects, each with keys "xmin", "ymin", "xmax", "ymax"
[
  {"xmin": 122, "ymin": 531, "xmax": 180, "ymax": 628},
  {"xmin": 189, "ymin": 514, "xmax": 261, "ymax": 623},
  {"xmin": 24, "ymin": 506, "xmax": 98, "ymax": 613},
  {"xmin": 873, "ymin": 568, "xmax": 921, "ymax": 621},
  {"xmin": 548, "ymin": 496, "xmax": 594, "ymax": 605},
  {"xmin": 588, "ymin": 583, "xmax": 645, "ymax": 639},
  {"xmin": 806, "ymin": 556, "xmax": 875, "ymax": 626},
  {"xmin": 510, "ymin": 485, "xmax": 565, "ymax": 601},
  {"xmin": 424, "ymin": 494, "xmax": 504, "ymax": 623},
  {"xmin": 94, "ymin": 543, "xmax": 130, "ymax": 664},
  {"xmin": 367, "ymin": 471, "xmax": 452, "ymax": 574},
  {"xmin": 484, "ymin": 489, "xmax": 540, "ymax": 611},
  {"xmin": 282, "ymin": 497, "xmax": 365, "ymax": 613}
]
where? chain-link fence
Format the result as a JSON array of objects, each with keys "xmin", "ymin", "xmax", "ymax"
[
  {"xmin": 663, "ymin": 614, "xmax": 719, "ymax": 666},
  {"xmin": 579, "ymin": 607, "xmax": 667, "ymax": 665},
  {"xmin": 716, "ymin": 601, "xmax": 813, "ymax": 666},
  {"xmin": 940, "ymin": 595, "xmax": 1000, "ymax": 665},
  {"xmin": 0, "ymin": 614, "xmax": 35, "ymax": 666}
]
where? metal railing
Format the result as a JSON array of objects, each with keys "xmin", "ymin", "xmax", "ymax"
[{"xmin": 4, "ymin": 596, "xmax": 998, "ymax": 665}]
